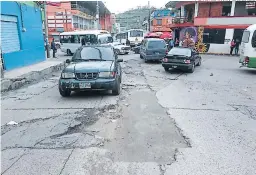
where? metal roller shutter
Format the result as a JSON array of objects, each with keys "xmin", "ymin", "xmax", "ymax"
[{"xmin": 1, "ymin": 15, "xmax": 21, "ymax": 53}]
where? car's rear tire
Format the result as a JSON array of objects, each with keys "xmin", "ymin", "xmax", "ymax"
[
  {"xmin": 188, "ymin": 63, "xmax": 195, "ymax": 73},
  {"xmin": 112, "ymin": 80, "xmax": 121, "ymax": 95},
  {"xmin": 196, "ymin": 58, "xmax": 201, "ymax": 66},
  {"xmin": 164, "ymin": 67, "xmax": 169, "ymax": 71},
  {"xmin": 59, "ymin": 87, "xmax": 71, "ymax": 97},
  {"xmin": 67, "ymin": 49, "xmax": 72, "ymax": 56}
]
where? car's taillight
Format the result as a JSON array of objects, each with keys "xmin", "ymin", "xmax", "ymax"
[
  {"xmin": 163, "ymin": 58, "xmax": 168, "ymax": 62},
  {"xmin": 245, "ymin": 56, "xmax": 249, "ymax": 63},
  {"xmin": 112, "ymin": 71, "xmax": 116, "ymax": 77},
  {"xmin": 166, "ymin": 50, "xmax": 168, "ymax": 54},
  {"xmin": 184, "ymin": 60, "xmax": 191, "ymax": 64}
]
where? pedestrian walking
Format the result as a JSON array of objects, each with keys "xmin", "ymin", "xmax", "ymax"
[
  {"xmin": 168, "ymin": 38, "xmax": 174, "ymax": 50},
  {"xmin": 126, "ymin": 39, "xmax": 130, "ymax": 46},
  {"xmin": 51, "ymin": 38, "xmax": 57, "ymax": 58},
  {"xmin": 175, "ymin": 38, "xmax": 179, "ymax": 47},
  {"xmin": 230, "ymin": 39, "xmax": 235, "ymax": 55},
  {"xmin": 235, "ymin": 38, "xmax": 240, "ymax": 55}
]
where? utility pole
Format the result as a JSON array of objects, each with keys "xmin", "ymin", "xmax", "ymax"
[
  {"xmin": 96, "ymin": 1, "xmax": 100, "ymax": 29},
  {"xmin": 44, "ymin": 2, "xmax": 50, "ymax": 58},
  {"xmin": 148, "ymin": 1, "xmax": 151, "ymax": 32}
]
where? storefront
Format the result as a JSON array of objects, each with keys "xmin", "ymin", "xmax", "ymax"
[{"xmin": 1, "ymin": 2, "xmax": 45, "ymax": 70}]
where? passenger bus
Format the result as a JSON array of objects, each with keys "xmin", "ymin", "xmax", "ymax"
[
  {"xmin": 60, "ymin": 30, "xmax": 113, "ymax": 55},
  {"xmin": 239, "ymin": 24, "xmax": 256, "ymax": 69},
  {"xmin": 115, "ymin": 29, "xmax": 144, "ymax": 47}
]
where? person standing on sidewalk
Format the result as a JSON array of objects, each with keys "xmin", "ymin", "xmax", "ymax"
[
  {"xmin": 168, "ymin": 38, "xmax": 174, "ymax": 50},
  {"xmin": 51, "ymin": 38, "xmax": 57, "ymax": 58},
  {"xmin": 235, "ymin": 38, "xmax": 240, "ymax": 55},
  {"xmin": 230, "ymin": 39, "xmax": 235, "ymax": 55}
]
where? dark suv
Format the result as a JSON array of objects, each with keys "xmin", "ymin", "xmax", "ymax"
[
  {"xmin": 140, "ymin": 38, "xmax": 168, "ymax": 62},
  {"xmin": 59, "ymin": 45, "xmax": 123, "ymax": 97}
]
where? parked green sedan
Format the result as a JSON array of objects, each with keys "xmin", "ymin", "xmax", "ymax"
[{"xmin": 59, "ymin": 45, "xmax": 123, "ymax": 97}]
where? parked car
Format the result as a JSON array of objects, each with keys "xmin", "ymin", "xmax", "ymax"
[
  {"xmin": 140, "ymin": 38, "xmax": 168, "ymax": 62},
  {"xmin": 132, "ymin": 43, "xmax": 141, "ymax": 54},
  {"xmin": 109, "ymin": 42, "xmax": 130, "ymax": 55},
  {"xmin": 162, "ymin": 47, "xmax": 202, "ymax": 73},
  {"xmin": 58, "ymin": 45, "xmax": 123, "ymax": 97}
]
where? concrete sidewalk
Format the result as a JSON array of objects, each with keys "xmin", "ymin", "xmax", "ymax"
[{"xmin": 1, "ymin": 60, "xmax": 65, "ymax": 92}]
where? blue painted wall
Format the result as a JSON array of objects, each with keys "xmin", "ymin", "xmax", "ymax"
[{"xmin": 1, "ymin": 1, "xmax": 45, "ymax": 70}]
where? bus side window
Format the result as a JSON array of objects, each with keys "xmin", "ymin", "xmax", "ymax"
[
  {"xmin": 252, "ymin": 31, "xmax": 256, "ymax": 48},
  {"xmin": 71, "ymin": 35, "xmax": 80, "ymax": 43}
]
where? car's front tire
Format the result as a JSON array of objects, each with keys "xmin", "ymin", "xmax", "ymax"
[
  {"xmin": 112, "ymin": 79, "xmax": 121, "ymax": 95},
  {"xmin": 164, "ymin": 67, "xmax": 169, "ymax": 71},
  {"xmin": 67, "ymin": 49, "xmax": 72, "ymax": 56},
  {"xmin": 59, "ymin": 87, "xmax": 71, "ymax": 97},
  {"xmin": 140, "ymin": 54, "xmax": 143, "ymax": 59}
]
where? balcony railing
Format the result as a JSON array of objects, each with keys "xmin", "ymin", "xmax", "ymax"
[{"xmin": 171, "ymin": 16, "xmax": 194, "ymax": 24}]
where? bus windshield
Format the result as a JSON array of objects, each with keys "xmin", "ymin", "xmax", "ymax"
[
  {"xmin": 242, "ymin": 31, "xmax": 250, "ymax": 43},
  {"xmin": 130, "ymin": 30, "xmax": 143, "ymax": 37}
]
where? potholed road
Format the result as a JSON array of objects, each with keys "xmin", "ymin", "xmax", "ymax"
[{"xmin": 1, "ymin": 53, "xmax": 256, "ymax": 175}]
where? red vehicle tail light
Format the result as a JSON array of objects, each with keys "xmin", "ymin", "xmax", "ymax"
[
  {"xmin": 112, "ymin": 72, "xmax": 116, "ymax": 77},
  {"xmin": 166, "ymin": 50, "xmax": 169, "ymax": 54},
  {"xmin": 163, "ymin": 58, "xmax": 168, "ymax": 62},
  {"xmin": 184, "ymin": 60, "xmax": 191, "ymax": 64},
  {"xmin": 245, "ymin": 56, "xmax": 249, "ymax": 63}
]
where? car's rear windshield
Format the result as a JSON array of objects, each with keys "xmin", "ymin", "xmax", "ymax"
[
  {"xmin": 79, "ymin": 47, "xmax": 114, "ymax": 61},
  {"xmin": 147, "ymin": 40, "xmax": 166, "ymax": 49},
  {"xmin": 168, "ymin": 48, "xmax": 191, "ymax": 57}
]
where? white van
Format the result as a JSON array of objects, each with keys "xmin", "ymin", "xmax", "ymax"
[
  {"xmin": 239, "ymin": 24, "xmax": 256, "ymax": 69},
  {"xmin": 60, "ymin": 30, "xmax": 113, "ymax": 55}
]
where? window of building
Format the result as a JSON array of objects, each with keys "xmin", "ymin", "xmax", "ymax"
[
  {"xmin": 222, "ymin": 4, "xmax": 231, "ymax": 16},
  {"xmin": 73, "ymin": 23, "xmax": 78, "ymax": 28},
  {"xmin": 156, "ymin": 19, "xmax": 162, "ymax": 25},
  {"xmin": 1, "ymin": 15, "xmax": 21, "ymax": 53},
  {"xmin": 203, "ymin": 29, "xmax": 226, "ymax": 44},
  {"xmin": 251, "ymin": 31, "xmax": 256, "ymax": 48}
]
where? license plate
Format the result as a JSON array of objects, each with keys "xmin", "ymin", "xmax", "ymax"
[
  {"xmin": 79, "ymin": 82, "xmax": 91, "ymax": 89},
  {"xmin": 155, "ymin": 52, "xmax": 159, "ymax": 55},
  {"xmin": 172, "ymin": 66, "xmax": 177, "ymax": 68}
]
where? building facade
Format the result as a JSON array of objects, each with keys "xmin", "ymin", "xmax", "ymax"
[
  {"xmin": 150, "ymin": 9, "xmax": 175, "ymax": 32},
  {"xmin": 1, "ymin": 1, "xmax": 45, "ymax": 70},
  {"xmin": 168, "ymin": 1, "xmax": 256, "ymax": 54},
  {"xmin": 46, "ymin": 1, "xmax": 112, "ymax": 41}
]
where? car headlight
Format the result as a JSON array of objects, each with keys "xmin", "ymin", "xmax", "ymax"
[
  {"xmin": 61, "ymin": 72, "xmax": 75, "ymax": 78},
  {"xmin": 98, "ymin": 71, "xmax": 115, "ymax": 78}
]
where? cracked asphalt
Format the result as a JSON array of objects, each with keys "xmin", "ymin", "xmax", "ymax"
[{"xmin": 1, "ymin": 52, "xmax": 256, "ymax": 175}]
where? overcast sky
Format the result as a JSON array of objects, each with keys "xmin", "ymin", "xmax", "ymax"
[{"xmin": 103, "ymin": 0, "xmax": 170, "ymax": 14}]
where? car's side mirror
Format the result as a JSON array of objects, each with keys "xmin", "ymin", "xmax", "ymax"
[
  {"xmin": 117, "ymin": 58, "xmax": 123, "ymax": 62},
  {"xmin": 66, "ymin": 59, "xmax": 71, "ymax": 64}
]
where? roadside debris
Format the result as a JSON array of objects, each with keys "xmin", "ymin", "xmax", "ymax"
[
  {"xmin": 7, "ymin": 121, "xmax": 18, "ymax": 125},
  {"xmin": 210, "ymin": 73, "xmax": 213, "ymax": 76}
]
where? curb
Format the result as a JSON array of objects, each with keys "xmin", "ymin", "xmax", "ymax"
[
  {"xmin": 1, "ymin": 62, "xmax": 65, "ymax": 92},
  {"xmin": 200, "ymin": 53, "xmax": 240, "ymax": 57}
]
